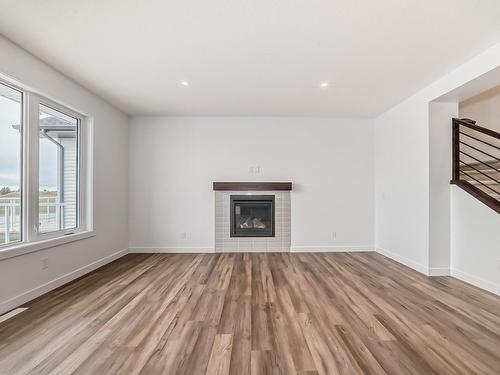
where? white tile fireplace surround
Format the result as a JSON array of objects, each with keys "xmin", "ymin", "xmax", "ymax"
[{"xmin": 214, "ymin": 183, "xmax": 291, "ymax": 252}]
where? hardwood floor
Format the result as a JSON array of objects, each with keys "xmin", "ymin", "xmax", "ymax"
[{"xmin": 1, "ymin": 252, "xmax": 500, "ymax": 374}]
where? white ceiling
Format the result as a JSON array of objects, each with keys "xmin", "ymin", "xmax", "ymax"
[{"xmin": 1, "ymin": 0, "xmax": 500, "ymax": 117}]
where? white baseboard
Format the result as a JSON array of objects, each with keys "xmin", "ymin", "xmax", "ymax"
[
  {"xmin": 130, "ymin": 245, "xmax": 374, "ymax": 254},
  {"xmin": 0, "ymin": 248, "xmax": 129, "ymax": 315},
  {"xmin": 290, "ymin": 245, "xmax": 374, "ymax": 252},
  {"xmin": 129, "ymin": 246, "xmax": 215, "ymax": 253},
  {"xmin": 375, "ymin": 246, "xmax": 429, "ymax": 275},
  {"xmin": 428, "ymin": 267, "xmax": 451, "ymax": 276},
  {"xmin": 451, "ymin": 269, "xmax": 500, "ymax": 296}
]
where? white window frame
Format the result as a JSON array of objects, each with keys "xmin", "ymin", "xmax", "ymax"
[{"xmin": 0, "ymin": 75, "xmax": 94, "ymax": 260}]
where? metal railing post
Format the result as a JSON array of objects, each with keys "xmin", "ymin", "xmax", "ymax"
[{"xmin": 452, "ymin": 119, "xmax": 460, "ymax": 181}]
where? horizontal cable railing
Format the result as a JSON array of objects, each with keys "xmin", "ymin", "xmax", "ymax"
[
  {"xmin": 451, "ymin": 118, "xmax": 500, "ymax": 213},
  {"xmin": 460, "ymin": 131, "xmax": 500, "ymax": 151}
]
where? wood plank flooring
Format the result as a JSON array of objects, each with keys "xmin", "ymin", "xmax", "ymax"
[{"xmin": 1, "ymin": 252, "xmax": 500, "ymax": 374}]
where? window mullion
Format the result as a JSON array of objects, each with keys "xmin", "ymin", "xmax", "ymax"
[{"xmin": 24, "ymin": 93, "xmax": 41, "ymax": 242}]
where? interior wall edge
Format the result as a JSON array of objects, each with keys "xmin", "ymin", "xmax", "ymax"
[
  {"xmin": 428, "ymin": 267, "xmax": 451, "ymax": 276},
  {"xmin": 375, "ymin": 246, "xmax": 429, "ymax": 275}
]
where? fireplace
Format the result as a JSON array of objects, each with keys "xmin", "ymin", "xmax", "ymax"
[
  {"xmin": 230, "ymin": 195, "xmax": 275, "ymax": 237},
  {"xmin": 214, "ymin": 182, "xmax": 291, "ymax": 252}
]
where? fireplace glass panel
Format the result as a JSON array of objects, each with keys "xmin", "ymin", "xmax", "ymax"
[{"xmin": 230, "ymin": 195, "xmax": 275, "ymax": 237}]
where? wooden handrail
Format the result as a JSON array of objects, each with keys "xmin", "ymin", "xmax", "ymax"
[{"xmin": 452, "ymin": 118, "xmax": 500, "ymax": 139}]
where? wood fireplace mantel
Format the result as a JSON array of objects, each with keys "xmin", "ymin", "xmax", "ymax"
[{"xmin": 213, "ymin": 182, "xmax": 292, "ymax": 191}]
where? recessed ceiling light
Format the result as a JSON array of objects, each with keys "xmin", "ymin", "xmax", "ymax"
[
  {"xmin": 180, "ymin": 81, "xmax": 189, "ymax": 87},
  {"xmin": 320, "ymin": 82, "xmax": 329, "ymax": 88}
]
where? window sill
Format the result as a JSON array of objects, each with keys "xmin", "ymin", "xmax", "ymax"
[{"xmin": 0, "ymin": 231, "xmax": 96, "ymax": 261}]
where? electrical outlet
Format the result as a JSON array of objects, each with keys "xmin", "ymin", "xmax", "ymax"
[
  {"xmin": 41, "ymin": 258, "xmax": 49, "ymax": 270},
  {"xmin": 249, "ymin": 165, "xmax": 262, "ymax": 174},
  {"xmin": 181, "ymin": 232, "xmax": 187, "ymax": 239},
  {"xmin": 332, "ymin": 231, "xmax": 337, "ymax": 240}
]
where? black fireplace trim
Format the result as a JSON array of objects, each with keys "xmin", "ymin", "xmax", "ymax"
[{"xmin": 230, "ymin": 195, "xmax": 275, "ymax": 238}]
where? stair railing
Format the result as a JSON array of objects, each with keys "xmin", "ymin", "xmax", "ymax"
[{"xmin": 451, "ymin": 118, "xmax": 500, "ymax": 213}]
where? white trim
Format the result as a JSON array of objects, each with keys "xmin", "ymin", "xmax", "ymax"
[
  {"xmin": 375, "ymin": 246, "xmax": 429, "ymax": 275},
  {"xmin": 217, "ymin": 249, "xmax": 290, "ymax": 253},
  {"xmin": 428, "ymin": 267, "xmax": 451, "ymax": 276},
  {"xmin": 129, "ymin": 246, "xmax": 215, "ymax": 253},
  {"xmin": 290, "ymin": 245, "xmax": 374, "ymax": 252},
  {"xmin": 85, "ymin": 116, "xmax": 95, "ymax": 233},
  {"xmin": 0, "ymin": 247, "xmax": 128, "ymax": 315},
  {"xmin": 451, "ymin": 269, "xmax": 500, "ymax": 296},
  {"xmin": 129, "ymin": 245, "xmax": 374, "ymax": 254},
  {"xmin": 25, "ymin": 92, "xmax": 39, "ymax": 242},
  {"xmin": 0, "ymin": 307, "xmax": 28, "ymax": 323},
  {"xmin": 0, "ymin": 72, "xmax": 91, "ymax": 118},
  {"xmin": 33, "ymin": 97, "xmax": 91, "ymax": 241},
  {"xmin": 0, "ymin": 230, "xmax": 95, "ymax": 261}
]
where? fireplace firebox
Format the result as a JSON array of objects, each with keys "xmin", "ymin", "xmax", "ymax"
[{"xmin": 230, "ymin": 195, "xmax": 275, "ymax": 237}]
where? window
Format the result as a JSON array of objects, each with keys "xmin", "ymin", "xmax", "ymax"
[
  {"xmin": 0, "ymin": 77, "xmax": 91, "ymax": 252},
  {"xmin": 39, "ymin": 104, "xmax": 79, "ymax": 233},
  {"xmin": 0, "ymin": 83, "xmax": 22, "ymax": 246}
]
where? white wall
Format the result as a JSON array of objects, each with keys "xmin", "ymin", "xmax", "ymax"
[
  {"xmin": 460, "ymin": 85, "xmax": 500, "ymax": 132},
  {"xmin": 374, "ymin": 97, "xmax": 430, "ymax": 273},
  {"xmin": 451, "ymin": 186, "xmax": 500, "ymax": 295},
  {"xmin": 129, "ymin": 117, "xmax": 374, "ymax": 252},
  {"xmin": 428, "ymin": 102, "xmax": 458, "ymax": 275},
  {"xmin": 0, "ymin": 36, "xmax": 129, "ymax": 314},
  {"xmin": 453, "ymin": 85, "xmax": 500, "ymax": 295},
  {"xmin": 375, "ymin": 40, "xmax": 500, "ymax": 280}
]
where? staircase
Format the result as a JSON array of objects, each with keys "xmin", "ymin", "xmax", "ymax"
[
  {"xmin": 451, "ymin": 118, "xmax": 500, "ymax": 213},
  {"xmin": 460, "ymin": 160, "xmax": 500, "ymax": 200}
]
